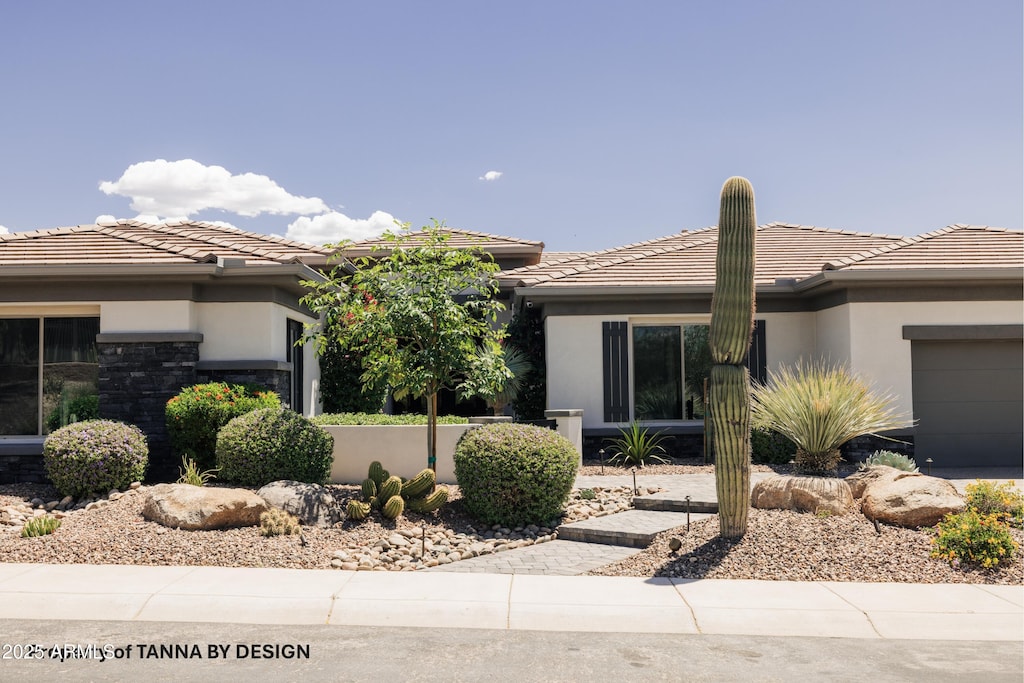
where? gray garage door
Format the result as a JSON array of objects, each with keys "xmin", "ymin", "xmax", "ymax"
[{"xmin": 911, "ymin": 339, "xmax": 1023, "ymax": 467}]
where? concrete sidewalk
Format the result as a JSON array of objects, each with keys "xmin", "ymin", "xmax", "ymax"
[{"xmin": 0, "ymin": 563, "xmax": 1020, "ymax": 641}]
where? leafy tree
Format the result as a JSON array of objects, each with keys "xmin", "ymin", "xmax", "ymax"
[
  {"xmin": 301, "ymin": 222, "xmax": 511, "ymax": 471},
  {"xmin": 505, "ymin": 306, "xmax": 546, "ymax": 419}
]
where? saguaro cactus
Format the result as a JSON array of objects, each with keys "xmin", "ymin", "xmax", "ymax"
[{"xmin": 709, "ymin": 176, "xmax": 757, "ymax": 538}]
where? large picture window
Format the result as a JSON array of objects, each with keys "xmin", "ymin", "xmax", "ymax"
[
  {"xmin": 0, "ymin": 317, "xmax": 99, "ymax": 436},
  {"xmin": 632, "ymin": 324, "xmax": 712, "ymax": 421}
]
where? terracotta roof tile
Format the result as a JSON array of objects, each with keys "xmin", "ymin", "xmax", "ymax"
[
  {"xmin": 824, "ymin": 224, "xmax": 1024, "ymax": 271},
  {"xmin": 0, "ymin": 220, "xmax": 334, "ymax": 267},
  {"xmin": 503, "ymin": 223, "xmax": 904, "ymax": 288},
  {"xmin": 346, "ymin": 227, "xmax": 544, "ymax": 256}
]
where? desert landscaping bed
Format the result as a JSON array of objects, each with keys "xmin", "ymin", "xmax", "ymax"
[{"xmin": 1, "ymin": 465, "xmax": 1020, "ymax": 584}]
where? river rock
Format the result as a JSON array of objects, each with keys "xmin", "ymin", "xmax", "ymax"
[
  {"xmin": 861, "ymin": 475, "xmax": 965, "ymax": 528},
  {"xmin": 142, "ymin": 484, "xmax": 268, "ymax": 530},
  {"xmin": 255, "ymin": 480, "xmax": 341, "ymax": 527},
  {"xmin": 751, "ymin": 475, "xmax": 854, "ymax": 515}
]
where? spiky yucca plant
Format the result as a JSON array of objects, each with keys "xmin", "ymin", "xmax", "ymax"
[
  {"xmin": 605, "ymin": 421, "xmax": 672, "ymax": 468},
  {"xmin": 751, "ymin": 360, "xmax": 910, "ymax": 474}
]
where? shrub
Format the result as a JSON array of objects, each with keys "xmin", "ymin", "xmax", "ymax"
[
  {"xmin": 750, "ymin": 427, "xmax": 797, "ymax": 465},
  {"xmin": 965, "ymin": 480, "xmax": 1024, "ymax": 526},
  {"xmin": 931, "ymin": 509, "xmax": 1019, "ymax": 569},
  {"xmin": 21, "ymin": 515, "xmax": 61, "ymax": 538},
  {"xmin": 751, "ymin": 360, "xmax": 910, "ymax": 475},
  {"xmin": 45, "ymin": 393, "xmax": 99, "ymax": 432},
  {"xmin": 166, "ymin": 383, "xmax": 281, "ymax": 471},
  {"xmin": 605, "ymin": 422, "xmax": 671, "ymax": 468},
  {"xmin": 43, "ymin": 420, "xmax": 148, "ymax": 497},
  {"xmin": 312, "ymin": 413, "xmax": 467, "ymax": 426},
  {"xmin": 454, "ymin": 423, "xmax": 578, "ymax": 526},
  {"xmin": 862, "ymin": 450, "xmax": 918, "ymax": 472},
  {"xmin": 216, "ymin": 408, "xmax": 334, "ymax": 487}
]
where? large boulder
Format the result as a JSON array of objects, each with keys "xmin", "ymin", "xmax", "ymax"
[
  {"xmin": 751, "ymin": 475, "xmax": 854, "ymax": 515},
  {"xmin": 142, "ymin": 484, "xmax": 268, "ymax": 530},
  {"xmin": 861, "ymin": 475, "xmax": 965, "ymax": 528},
  {"xmin": 845, "ymin": 465, "xmax": 919, "ymax": 498},
  {"xmin": 256, "ymin": 480, "xmax": 341, "ymax": 528}
]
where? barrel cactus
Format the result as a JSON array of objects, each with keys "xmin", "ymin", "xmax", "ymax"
[
  {"xmin": 406, "ymin": 486, "xmax": 449, "ymax": 513},
  {"xmin": 346, "ymin": 499, "xmax": 371, "ymax": 521},
  {"xmin": 368, "ymin": 461, "xmax": 389, "ymax": 488},
  {"xmin": 709, "ymin": 176, "xmax": 757, "ymax": 538},
  {"xmin": 361, "ymin": 478, "xmax": 377, "ymax": 502},
  {"xmin": 377, "ymin": 476, "xmax": 402, "ymax": 508},
  {"xmin": 401, "ymin": 468, "xmax": 435, "ymax": 499},
  {"xmin": 381, "ymin": 495, "xmax": 405, "ymax": 520}
]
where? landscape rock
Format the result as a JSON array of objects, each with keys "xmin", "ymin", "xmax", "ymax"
[
  {"xmin": 255, "ymin": 481, "xmax": 342, "ymax": 528},
  {"xmin": 751, "ymin": 475, "xmax": 854, "ymax": 515},
  {"xmin": 861, "ymin": 475, "xmax": 965, "ymax": 528},
  {"xmin": 845, "ymin": 465, "xmax": 919, "ymax": 499},
  {"xmin": 142, "ymin": 484, "xmax": 268, "ymax": 530}
]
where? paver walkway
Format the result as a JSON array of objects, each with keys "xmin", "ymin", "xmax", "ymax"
[{"xmin": 426, "ymin": 540, "xmax": 640, "ymax": 574}]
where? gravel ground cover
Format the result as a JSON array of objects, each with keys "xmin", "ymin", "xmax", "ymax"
[{"xmin": 1, "ymin": 464, "xmax": 1019, "ymax": 584}]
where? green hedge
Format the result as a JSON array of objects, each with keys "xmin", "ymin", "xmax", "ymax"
[
  {"xmin": 312, "ymin": 413, "xmax": 468, "ymax": 426},
  {"xmin": 216, "ymin": 408, "xmax": 334, "ymax": 487}
]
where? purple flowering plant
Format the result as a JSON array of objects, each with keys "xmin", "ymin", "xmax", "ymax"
[{"xmin": 42, "ymin": 420, "xmax": 148, "ymax": 498}]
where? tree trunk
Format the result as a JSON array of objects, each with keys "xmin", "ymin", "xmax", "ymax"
[{"xmin": 427, "ymin": 391, "xmax": 438, "ymax": 472}]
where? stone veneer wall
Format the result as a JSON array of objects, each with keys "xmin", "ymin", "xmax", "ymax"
[
  {"xmin": 97, "ymin": 333, "xmax": 202, "ymax": 482},
  {"xmin": 0, "ymin": 447, "xmax": 49, "ymax": 484}
]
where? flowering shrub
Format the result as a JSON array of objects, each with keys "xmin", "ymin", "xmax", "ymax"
[
  {"xmin": 930, "ymin": 509, "xmax": 1019, "ymax": 569},
  {"xmin": 166, "ymin": 383, "xmax": 280, "ymax": 471},
  {"xmin": 43, "ymin": 420, "xmax": 148, "ymax": 497},
  {"xmin": 965, "ymin": 480, "xmax": 1024, "ymax": 526},
  {"xmin": 216, "ymin": 408, "xmax": 334, "ymax": 487},
  {"xmin": 454, "ymin": 423, "xmax": 578, "ymax": 526}
]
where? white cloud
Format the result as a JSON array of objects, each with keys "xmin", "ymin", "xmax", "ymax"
[
  {"xmin": 95, "ymin": 214, "xmax": 117, "ymax": 224},
  {"xmin": 479, "ymin": 171, "xmax": 503, "ymax": 182},
  {"xmin": 0, "ymin": 225, "xmax": 8, "ymax": 234},
  {"xmin": 99, "ymin": 159, "xmax": 330, "ymax": 219},
  {"xmin": 286, "ymin": 210, "xmax": 397, "ymax": 245}
]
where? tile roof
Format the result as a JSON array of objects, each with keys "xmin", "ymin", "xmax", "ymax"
[
  {"xmin": 344, "ymin": 227, "xmax": 544, "ymax": 257},
  {"xmin": 0, "ymin": 220, "xmax": 334, "ymax": 267},
  {"xmin": 824, "ymin": 224, "xmax": 1024, "ymax": 271},
  {"xmin": 502, "ymin": 223, "xmax": 906, "ymax": 288}
]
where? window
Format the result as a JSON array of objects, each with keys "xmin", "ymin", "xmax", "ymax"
[
  {"xmin": 286, "ymin": 319, "xmax": 304, "ymax": 414},
  {"xmin": 602, "ymin": 320, "xmax": 764, "ymax": 424},
  {"xmin": 632, "ymin": 324, "xmax": 711, "ymax": 421},
  {"xmin": 0, "ymin": 317, "xmax": 99, "ymax": 436}
]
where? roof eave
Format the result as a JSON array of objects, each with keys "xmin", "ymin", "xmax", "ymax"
[{"xmin": 795, "ymin": 267, "xmax": 1024, "ymax": 292}]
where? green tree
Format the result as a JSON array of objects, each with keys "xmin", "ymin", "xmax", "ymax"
[{"xmin": 301, "ymin": 221, "xmax": 511, "ymax": 471}]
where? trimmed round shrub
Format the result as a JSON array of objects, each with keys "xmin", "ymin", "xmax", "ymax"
[
  {"xmin": 454, "ymin": 423, "xmax": 578, "ymax": 527},
  {"xmin": 166, "ymin": 383, "xmax": 281, "ymax": 471},
  {"xmin": 43, "ymin": 420, "xmax": 148, "ymax": 497},
  {"xmin": 216, "ymin": 408, "xmax": 334, "ymax": 487}
]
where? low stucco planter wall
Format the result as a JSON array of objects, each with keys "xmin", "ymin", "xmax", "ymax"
[{"xmin": 321, "ymin": 424, "xmax": 483, "ymax": 484}]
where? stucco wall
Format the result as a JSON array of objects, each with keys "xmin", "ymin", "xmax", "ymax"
[
  {"xmin": 545, "ymin": 315, "xmax": 614, "ymax": 429},
  {"xmin": 845, "ymin": 300, "xmax": 1024, "ymax": 420},
  {"xmin": 760, "ymin": 311, "xmax": 816, "ymax": 372},
  {"xmin": 101, "ymin": 301, "xmax": 195, "ymax": 332}
]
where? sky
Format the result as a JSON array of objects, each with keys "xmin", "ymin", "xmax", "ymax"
[{"xmin": 0, "ymin": 1, "xmax": 1020, "ymax": 251}]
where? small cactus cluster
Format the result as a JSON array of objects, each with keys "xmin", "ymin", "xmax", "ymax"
[
  {"xmin": 259, "ymin": 507, "xmax": 302, "ymax": 537},
  {"xmin": 347, "ymin": 461, "xmax": 449, "ymax": 522}
]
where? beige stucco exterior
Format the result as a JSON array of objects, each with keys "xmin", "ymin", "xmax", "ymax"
[{"xmin": 544, "ymin": 299, "xmax": 1023, "ymax": 430}]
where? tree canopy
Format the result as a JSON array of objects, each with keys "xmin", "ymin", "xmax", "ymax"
[{"xmin": 301, "ymin": 221, "xmax": 511, "ymax": 469}]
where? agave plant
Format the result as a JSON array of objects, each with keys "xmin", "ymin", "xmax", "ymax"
[
  {"xmin": 751, "ymin": 360, "xmax": 911, "ymax": 475},
  {"xmin": 605, "ymin": 421, "xmax": 672, "ymax": 468}
]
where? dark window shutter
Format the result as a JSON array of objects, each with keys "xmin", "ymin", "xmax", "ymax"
[
  {"xmin": 745, "ymin": 320, "xmax": 767, "ymax": 384},
  {"xmin": 603, "ymin": 321, "xmax": 630, "ymax": 422}
]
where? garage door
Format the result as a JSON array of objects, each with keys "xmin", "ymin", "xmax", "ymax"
[{"xmin": 910, "ymin": 339, "xmax": 1023, "ymax": 467}]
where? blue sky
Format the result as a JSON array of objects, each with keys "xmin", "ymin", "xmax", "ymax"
[{"xmin": 1, "ymin": 1, "xmax": 1020, "ymax": 250}]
